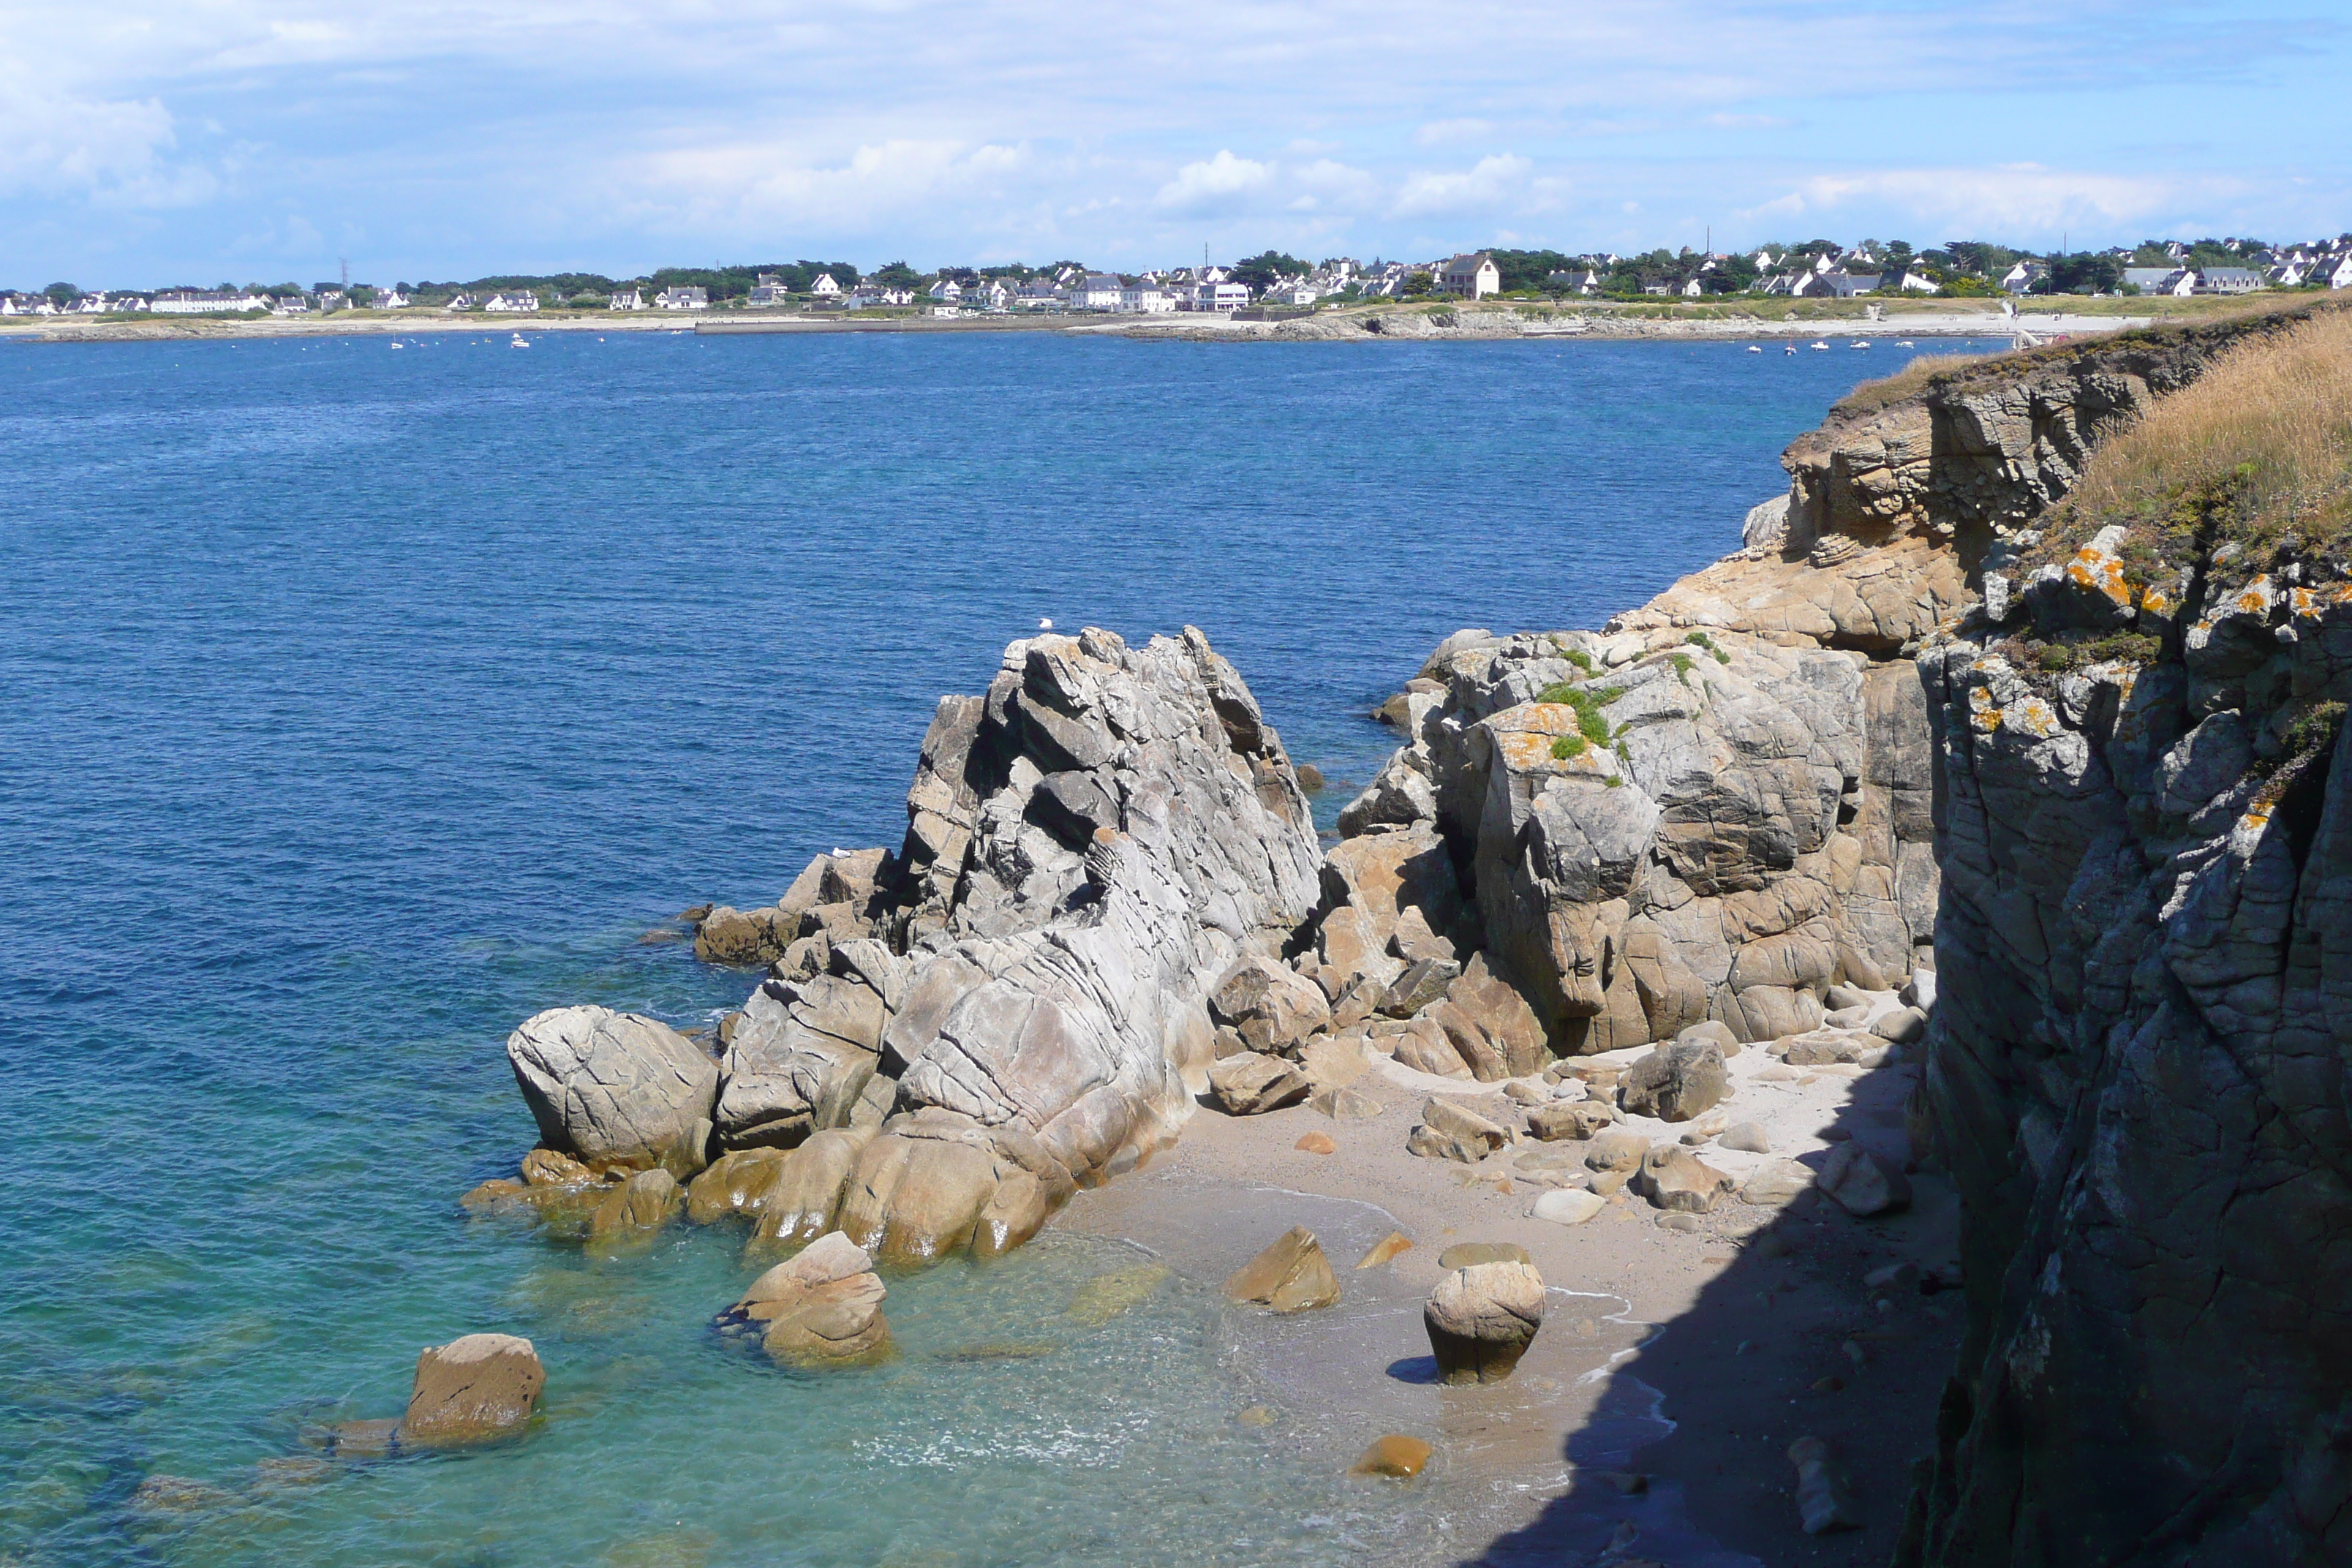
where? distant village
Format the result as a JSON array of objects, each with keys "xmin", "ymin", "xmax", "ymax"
[{"xmin": 8, "ymin": 233, "xmax": 2351, "ymax": 320}]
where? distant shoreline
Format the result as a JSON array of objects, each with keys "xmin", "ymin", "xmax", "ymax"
[{"xmin": 0, "ymin": 294, "xmax": 2236, "ymax": 348}]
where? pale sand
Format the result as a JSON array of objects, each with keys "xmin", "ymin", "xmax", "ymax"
[
  {"xmin": 1, "ymin": 303, "xmax": 2148, "ymax": 349},
  {"xmin": 1061, "ymin": 994, "xmax": 1961, "ymax": 1567}
]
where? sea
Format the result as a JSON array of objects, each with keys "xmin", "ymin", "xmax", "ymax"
[{"xmin": 0, "ymin": 325, "xmax": 2002, "ymax": 1567}]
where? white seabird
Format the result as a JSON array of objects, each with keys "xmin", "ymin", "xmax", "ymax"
[{"xmin": 1039, "ymin": 617, "xmax": 1054, "ymax": 630}]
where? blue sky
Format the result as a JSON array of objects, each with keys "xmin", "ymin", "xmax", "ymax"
[{"xmin": 5, "ymin": 0, "xmax": 2349, "ymax": 288}]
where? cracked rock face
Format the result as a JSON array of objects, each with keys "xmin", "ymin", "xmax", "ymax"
[
  {"xmin": 505, "ymin": 1006, "xmax": 719, "ymax": 1177},
  {"xmin": 1342, "ymin": 626, "xmax": 1933, "ymax": 1055},
  {"xmin": 700, "ymin": 627, "xmax": 1322, "ymax": 1264},
  {"xmin": 1908, "ymin": 544, "xmax": 2352, "ymax": 1564}
]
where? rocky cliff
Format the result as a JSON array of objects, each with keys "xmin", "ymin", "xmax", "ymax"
[
  {"xmin": 1901, "ymin": 302, "xmax": 2352, "ymax": 1564},
  {"xmin": 1334, "ymin": 304, "xmax": 2327, "ymax": 1075}
]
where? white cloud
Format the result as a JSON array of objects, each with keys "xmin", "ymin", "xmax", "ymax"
[
  {"xmin": 1154, "ymin": 151, "xmax": 1275, "ymax": 213},
  {"xmin": 1414, "ymin": 118, "xmax": 1495, "ymax": 146},
  {"xmin": 1739, "ymin": 163, "xmax": 2252, "ymax": 239},
  {"xmin": 1392, "ymin": 154, "xmax": 1531, "ymax": 218}
]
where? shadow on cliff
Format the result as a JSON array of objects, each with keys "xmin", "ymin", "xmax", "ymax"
[{"xmin": 1455, "ymin": 1043, "xmax": 1965, "ymax": 1568}]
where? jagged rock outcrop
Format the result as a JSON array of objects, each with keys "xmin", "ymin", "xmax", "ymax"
[{"xmin": 511, "ymin": 627, "xmax": 1322, "ymax": 1264}]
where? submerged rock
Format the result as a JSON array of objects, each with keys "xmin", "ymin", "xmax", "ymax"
[
  {"xmin": 1224, "ymin": 1226, "xmax": 1341, "ymax": 1313},
  {"xmin": 587, "ymin": 1168, "xmax": 682, "ymax": 1248},
  {"xmin": 1351, "ymin": 1434, "xmax": 1433, "ymax": 1478},
  {"xmin": 402, "ymin": 1333, "xmax": 545, "ymax": 1447},
  {"xmin": 728, "ymin": 1232, "xmax": 894, "ymax": 1368}
]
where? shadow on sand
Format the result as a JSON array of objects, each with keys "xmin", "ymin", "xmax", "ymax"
[{"xmin": 1457, "ymin": 1040, "xmax": 1964, "ymax": 1568}]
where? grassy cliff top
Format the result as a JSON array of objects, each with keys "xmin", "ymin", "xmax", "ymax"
[{"xmin": 2028, "ymin": 301, "xmax": 2352, "ymax": 579}]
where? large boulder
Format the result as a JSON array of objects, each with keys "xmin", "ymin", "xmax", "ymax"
[
  {"xmin": 1426, "ymin": 953, "xmax": 1548, "ymax": 1081},
  {"xmin": 505, "ymin": 1006, "xmax": 718, "ymax": 1177},
  {"xmin": 587, "ymin": 1167, "xmax": 682, "ymax": 1249},
  {"xmin": 1207, "ymin": 1051, "xmax": 1311, "ymax": 1115},
  {"xmin": 1616, "ymin": 1039, "xmax": 1728, "ymax": 1123},
  {"xmin": 746, "ymin": 1127, "xmax": 877, "ymax": 1252},
  {"xmin": 1210, "ymin": 956, "xmax": 1332, "ymax": 1056},
  {"xmin": 402, "ymin": 1333, "xmax": 545, "ymax": 1447},
  {"xmin": 1406, "ymin": 1097, "xmax": 1513, "ymax": 1162},
  {"xmin": 1425, "ymin": 1260, "xmax": 1545, "ymax": 1384}
]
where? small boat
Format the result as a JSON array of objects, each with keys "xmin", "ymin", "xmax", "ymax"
[
  {"xmin": 389, "ymin": 342, "xmax": 403, "ymax": 349},
  {"xmin": 1746, "ymin": 344, "xmax": 1763, "ymax": 353},
  {"xmin": 1810, "ymin": 340, "xmax": 1830, "ymax": 351},
  {"xmin": 1784, "ymin": 344, "xmax": 1797, "ymax": 355},
  {"xmin": 1896, "ymin": 339, "xmax": 1915, "ymax": 347},
  {"xmin": 510, "ymin": 335, "xmax": 529, "ymax": 349},
  {"xmin": 1850, "ymin": 340, "xmax": 1872, "ymax": 350}
]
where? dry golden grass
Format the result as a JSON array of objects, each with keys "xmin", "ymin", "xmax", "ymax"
[{"xmin": 2055, "ymin": 306, "xmax": 2352, "ymax": 564}]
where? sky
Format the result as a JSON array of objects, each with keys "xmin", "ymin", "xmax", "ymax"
[{"xmin": 5, "ymin": 0, "xmax": 2350, "ymax": 290}]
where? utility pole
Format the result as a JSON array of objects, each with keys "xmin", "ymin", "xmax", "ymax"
[{"xmin": 340, "ymin": 257, "xmax": 348, "ymax": 290}]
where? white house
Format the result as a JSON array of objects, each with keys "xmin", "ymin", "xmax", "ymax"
[
  {"xmin": 1999, "ymin": 260, "xmax": 2046, "ymax": 294},
  {"xmin": 483, "ymin": 291, "xmax": 540, "ymax": 312},
  {"xmin": 1897, "ymin": 271, "xmax": 1940, "ymax": 293},
  {"xmin": 1192, "ymin": 280, "xmax": 1249, "ymax": 312},
  {"xmin": 1439, "ymin": 252, "xmax": 1501, "ymax": 298},
  {"xmin": 375, "ymin": 290, "xmax": 410, "ymax": 309},
  {"xmin": 148, "ymin": 289, "xmax": 266, "ymax": 314},
  {"xmin": 609, "ymin": 290, "xmax": 644, "ymax": 311},
  {"xmin": 442, "ymin": 293, "xmax": 480, "ymax": 311},
  {"xmin": 2313, "ymin": 255, "xmax": 2352, "ymax": 290},
  {"xmin": 1119, "ymin": 284, "xmax": 1177, "ymax": 313},
  {"xmin": 1073, "ymin": 274, "xmax": 1124, "ymax": 309},
  {"xmin": 2124, "ymin": 267, "xmax": 2195, "ymax": 297},
  {"xmin": 927, "ymin": 278, "xmax": 964, "ymax": 303},
  {"xmin": 810, "ymin": 273, "xmax": 841, "ymax": 296},
  {"xmin": 656, "ymin": 287, "xmax": 709, "ymax": 310},
  {"xmin": 2195, "ymin": 268, "xmax": 2264, "ymax": 295},
  {"xmin": 747, "ymin": 275, "xmax": 793, "ymax": 306},
  {"xmin": 271, "ymin": 293, "xmax": 312, "ymax": 314},
  {"xmin": 1269, "ymin": 282, "xmax": 1320, "ymax": 306},
  {"xmin": 968, "ymin": 280, "xmax": 1011, "ymax": 311}
]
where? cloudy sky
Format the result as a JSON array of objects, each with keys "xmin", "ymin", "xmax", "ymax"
[{"xmin": 6, "ymin": 0, "xmax": 2348, "ymax": 288}]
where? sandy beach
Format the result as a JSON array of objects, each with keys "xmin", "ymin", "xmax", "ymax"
[{"xmin": 1062, "ymin": 984, "xmax": 1961, "ymax": 1567}]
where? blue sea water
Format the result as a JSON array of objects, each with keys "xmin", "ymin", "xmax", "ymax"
[{"xmin": 0, "ymin": 327, "xmax": 1994, "ymax": 1566}]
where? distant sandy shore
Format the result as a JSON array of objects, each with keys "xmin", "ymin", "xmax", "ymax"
[{"xmin": 0, "ymin": 298, "xmax": 2171, "ymax": 349}]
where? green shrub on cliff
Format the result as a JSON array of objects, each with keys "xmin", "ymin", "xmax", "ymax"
[
  {"xmin": 1684, "ymin": 634, "xmax": 1740, "ymax": 667},
  {"xmin": 1535, "ymin": 683, "xmax": 1620, "ymax": 744}
]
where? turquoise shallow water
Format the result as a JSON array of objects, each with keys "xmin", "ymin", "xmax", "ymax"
[{"xmin": 0, "ymin": 328, "xmax": 1998, "ymax": 1565}]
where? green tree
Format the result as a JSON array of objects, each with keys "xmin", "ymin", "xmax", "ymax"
[
  {"xmin": 44, "ymin": 282, "xmax": 79, "ymax": 304},
  {"xmin": 1232, "ymin": 250, "xmax": 1308, "ymax": 293},
  {"xmin": 2048, "ymin": 252, "xmax": 2122, "ymax": 295},
  {"xmin": 872, "ymin": 260, "xmax": 924, "ymax": 290},
  {"xmin": 1402, "ymin": 270, "xmax": 1434, "ymax": 296}
]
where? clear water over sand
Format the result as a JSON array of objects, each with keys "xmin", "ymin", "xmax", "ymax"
[{"xmin": 0, "ymin": 328, "xmax": 1997, "ymax": 1565}]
